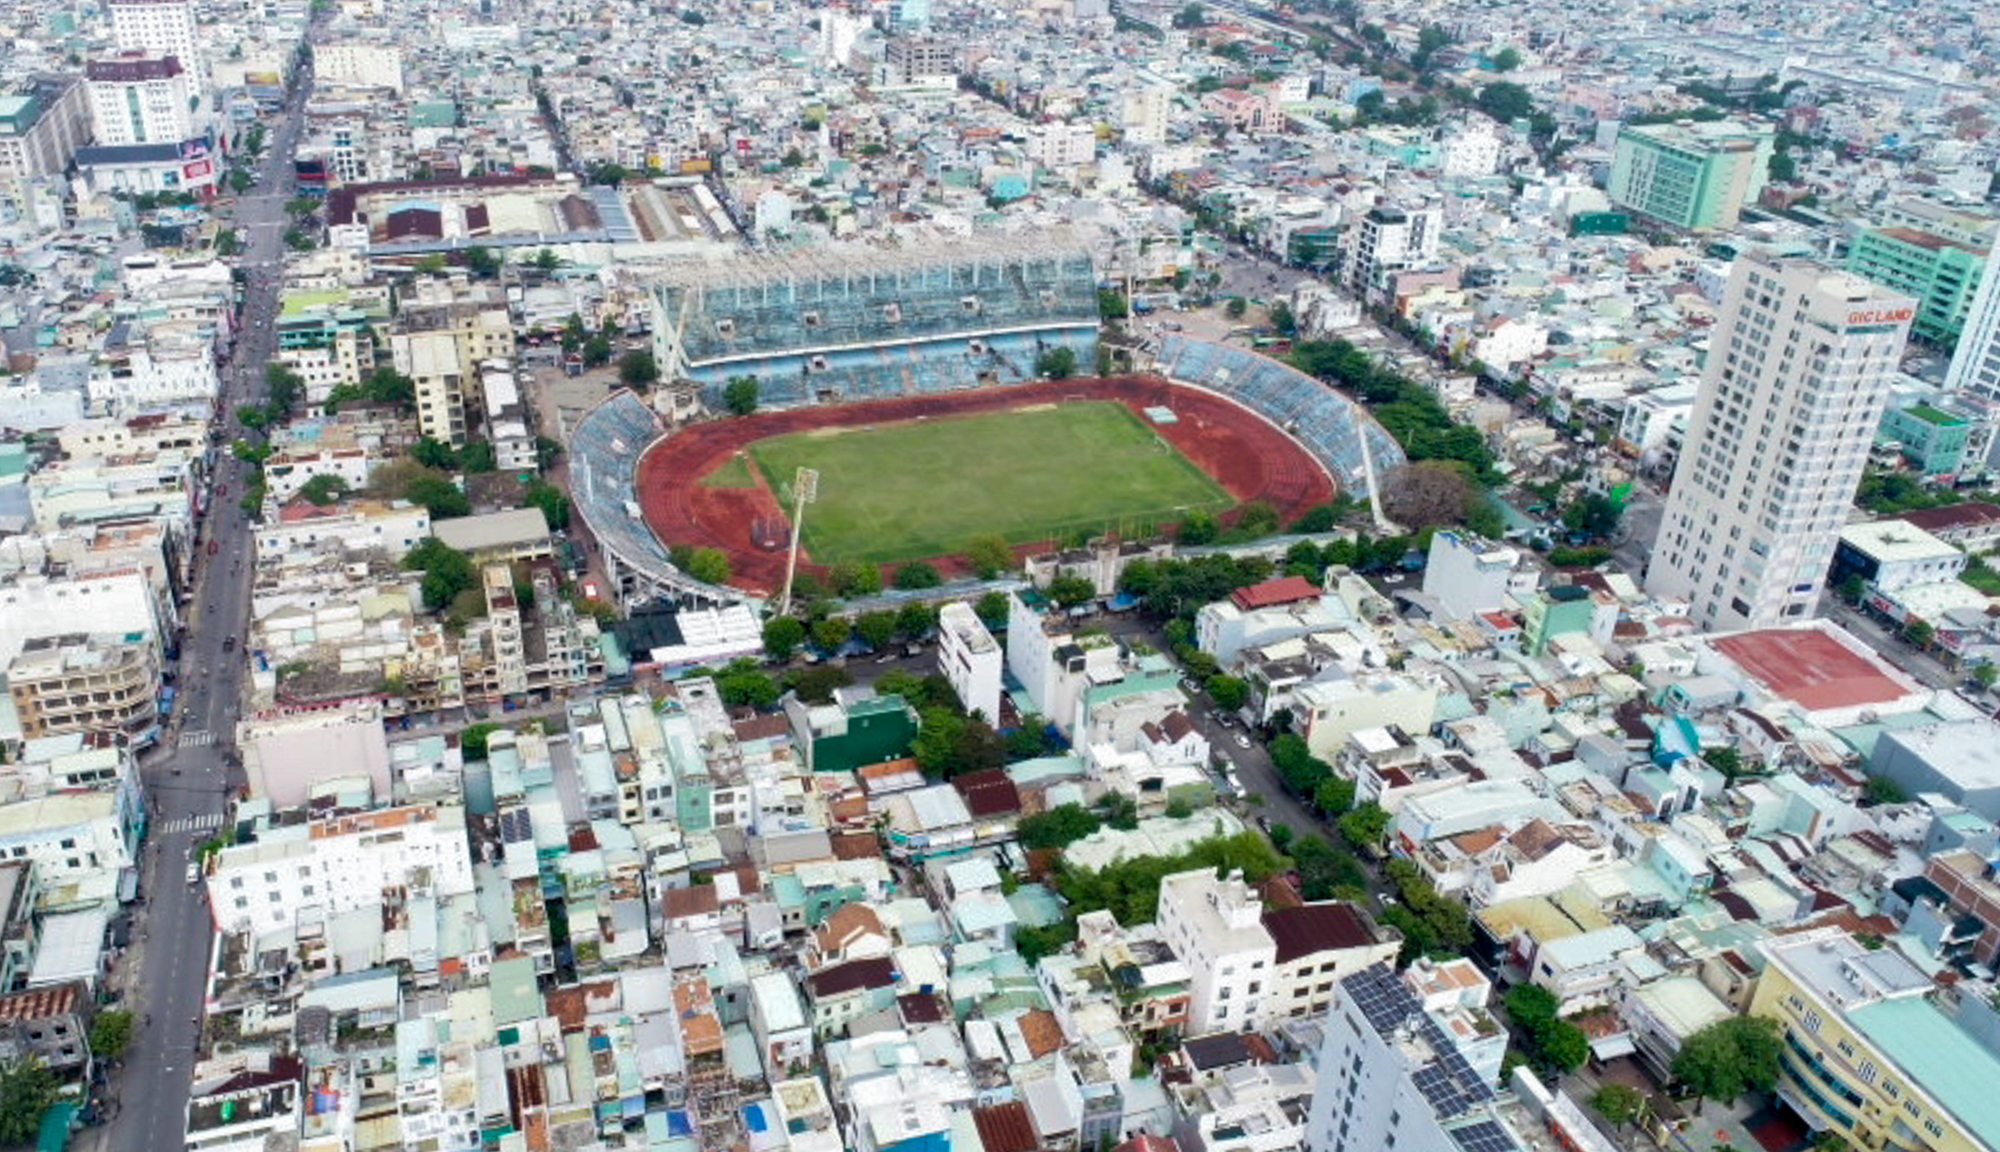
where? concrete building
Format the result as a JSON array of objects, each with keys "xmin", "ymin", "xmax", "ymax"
[
  {"xmin": 1870, "ymin": 722, "xmax": 2000, "ymax": 822},
  {"xmin": 1750, "ymin": 928, "xmax": 2000, "ymax": 1152},
  {"xmin": 1305, "ymin": 964, "xmax": 1515, "ymax": 1152},
  {"xmin": 1648, "ymin": 252, "xmax": 1916, "ymax": 630},
  {"xmin": 1830, "ymin": 521, "xmax": 1966, "ymax": 593},
  {"xmin": 392, "ymin": 330, "xmax": 468, "ymax": 446},
  {"xmin": 108, "ymin": 0, "xmax": 200, "ymax": 77},
  {"xmin": 5, "ymin": 634, "xmax": 160, "ymax": 743},
  {"xmin": 936, "ymin": 602, "xmax": 1002, "ymax": 724},
  {"xmin": 1155, "ymin": 869, "xmax": 1274, "ymax": 1035},
  {"xmin": 1606, "ymin": 120, "xmax": 1774, "ymax": 231},
  {"xmin": 1341, "ymin": 205, "xmax": 1441, "ymax": 303},
  {"xmin": 0, "ymin": 78, "xmax": 92, "ymax": 218},
  {"xmin": 1845, "ymin": 226, "xmax": 1988, "ymax": 347},
  {"xmin": 1262, "ymin": 902, "xmax": 1400, "ymax": 1025},
  {"xmin": 314, "ymin": 42, "xmax": 405, "ymax": 94},
  {"xmin": 205, "ymin": 804, "xmax": 476, "ymax": 936},
  {"xmin": 1423, "ymin": 531, "xmax": 1529, "ymax": 620},
  {"xmin": 1878, "ymin": 401, "xmax": 1974, "ymax": 479},
  {"xmin": 1947, "ymin": 250, "xmax": 2000, "ymax": 400},
  {"xmin": 84, "ymin": 53, "xmax": 196, "ymax": 146}
]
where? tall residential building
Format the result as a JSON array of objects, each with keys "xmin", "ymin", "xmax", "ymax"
[
  {"xmin": 1606, "ymin": 119, "xmax": 1774, "ymax": 231},
  {"xmin": 0, "ymin": 77, "xmax": 90, "ymax": 213},
  {"xmin": 1750, "ymin": 928, "xmax": 2000, "ymax": 1152},
  {"xmin": 1121, "ymin": 85, "xmax": 1171, "ymax": 147},
  {"xmin": 1154, "ymin": 868, "xmax": 1274, "ymax": 1034},
  {"xmin": 85, "ymin": 53, "xmax": 196, "ymax": 146},
  {"xmin": 936, "ymin": 602, "xmax": 1002, "ymax": 724},
  {"xmin": 1647, "ymin": 252, "xmax": 1914, "ymax": 630},
  {"xmin": 1947, "ymin": 253, "xmax": 2000, "ymax": 399},
  {"xmin": 1844, "ymin": 226, "xmax": 1987, "ymax": 347},
  {"xmin": 391, "ymin": 330, "xmax": 469, "ymax": 445},
  {"xmin": 108, "ymin": 0, "xmax": 200, "ymax": 76},
  {"xmin": 1305, "ymin": 964, "xmax": 1520, "ymax": 1152},
  {"xmin": 1340, "ymin": 205, "xmax": 1440, "ymax": 303}
]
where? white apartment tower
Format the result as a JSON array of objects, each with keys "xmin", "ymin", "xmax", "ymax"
[
  {"xmin": 1647, "ymin": 251, "xmax": 1915, "ymax": 630},
  {"xmin": 1947, "ymin": 253, "xmax": 2000, "ymax": 399},
  {"xmin": 109, "ymin": 0, "xmax": 200, "ymax": 80},
  {"xmin": 1155, "ymin": 868, "xmax": 1276, "ymax": 1034},
  {"xmin": 936, "ymin": 602, "xmax": 1002, "ymax": 725},
  {"xmin": 85, "ymin": 54, "xmax": 196, "ymax": 146}
]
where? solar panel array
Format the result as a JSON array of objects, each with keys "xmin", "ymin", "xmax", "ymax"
[
  {"xmin": 499, "ymin": 807, "xmax": 533, "ymax": 844},
  {"xmin": 1341, "ymin": 965, "xmax": 1496, "ymax": 1119},
  {"xmin": 1448, "ymin": 1118, "xmax": 1521, "ymax": 1152}
]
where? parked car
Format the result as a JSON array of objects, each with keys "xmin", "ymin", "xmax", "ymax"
[
  {"xmin": 1233, "ymin": 732, "xmax": 1252, "ymax": 749},
  {"xmin": 185, "ymin": 862, "xmax": 200, "ymax": 886}
]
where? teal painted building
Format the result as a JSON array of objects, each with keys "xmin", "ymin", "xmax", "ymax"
[
  {"xmin": 1520, "ymin": 584, "xmax": 1596, "ymax": 655},
  {"xmin": 786, "ymin": 690, "xmax": 918, "ymax": 773},
  {"xmin": 1845, "ymin": 226, "xmax": 1988, "ymax": 346},
  {"xmin": 1879, "ymin": 402, "xmax": 1972, "ymax": 478},
  {"xmin": 1607, "ymin": 120, "xmax": 1773, "ymax": 231}
]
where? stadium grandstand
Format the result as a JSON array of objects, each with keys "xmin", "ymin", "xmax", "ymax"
[
  {"xmin": 649, "ymin": 235, "xmax": 1100, "ymax": 407},
  {"xmin": 569, "ymin": 391, "xmax": 747, "ymax": 608},
  {"xmin": 1153, "ymin": 335, "xmax": 1406, "ymax": 493}
]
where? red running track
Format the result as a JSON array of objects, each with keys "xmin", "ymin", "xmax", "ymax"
[{"xmin": 632, "ymin": 374, "xmax": 1337, "ymax": 594}]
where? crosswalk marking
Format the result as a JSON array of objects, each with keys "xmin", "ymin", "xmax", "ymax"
[
  {"xmin": 178, "ymin": 730, "xmax": 215, "ymax": 747},
  {"xmin": 157, "ymin": 813, "xmax": 225, "ymax": 835}
]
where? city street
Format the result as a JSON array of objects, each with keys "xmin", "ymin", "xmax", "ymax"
[{"xmin": 92, "ymin": 54, "xmax": 314, "ymax": 1152}]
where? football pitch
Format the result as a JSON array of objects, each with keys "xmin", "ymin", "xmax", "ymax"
[{"xmin": 729, "ymin": 401, "xmax": 1234, "ymax": 565}]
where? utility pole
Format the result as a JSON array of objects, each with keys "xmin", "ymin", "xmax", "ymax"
[{"xmin": 776, "ymin": 467, "xmax": 819, "ymax": 618}]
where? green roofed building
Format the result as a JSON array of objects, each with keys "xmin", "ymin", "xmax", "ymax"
[
  {"xmin": 1879, "ymin": 401, "xmax": 1973, "ymax": 478},
  {"xmin": 784, "ymin": 688, "xmax": 918, "ymax": 773},
  {"xmin": 1846, "ymin": 226, "xmax": 1989, "ymax": 347},
  {"xmin": 1607, "ymin": 119, "xmax": 1774, "ymax": 232}
]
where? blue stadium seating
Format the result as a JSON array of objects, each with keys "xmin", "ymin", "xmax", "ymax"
[
  {"xmin": 1154, "ymin": 336, "xmax": 1407, "ymax": 491},
  {"xmin": 569, "ymin": 392, "xmax": 739, "ymax": 603}
]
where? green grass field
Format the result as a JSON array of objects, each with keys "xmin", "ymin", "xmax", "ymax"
[
  {"xmin": 698, "ymin": 453, "xmax": 757, "ymax": 488},
  {"xmin": 728, "ymin": 401, "xmax": 1233, "ymax": 565}
]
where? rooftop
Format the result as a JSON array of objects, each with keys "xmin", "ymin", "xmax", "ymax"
[
  {"xmin": 1838, "ymin": 520, "xmax": 1961, "ymax": 562},
  {"xmin": 1710, "ymin": 626, "xmax": 1915, "ymax": 712}
]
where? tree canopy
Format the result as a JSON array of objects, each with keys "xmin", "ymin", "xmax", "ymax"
[{"xmin": 1671, "ymin": 1017, "xmax": 1782, "ymax": 1108}]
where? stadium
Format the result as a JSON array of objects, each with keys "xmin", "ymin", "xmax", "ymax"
[{"xmin": 570, "ymin": 243, "xmax": 1407, "ymax": 606}]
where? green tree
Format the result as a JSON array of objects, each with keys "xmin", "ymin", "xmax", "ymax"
[
  {"xmin": 1206, "ymin": 674, "xmax": 1248, "ymax": 711},
  {"xmin": 966, "ymin": 535, "xmax": 1015, "ymax": 579},
  {"xmin": 460, "ymin": 440, "xmax": 496, "ymax": 474},
  {"xmin": 812, "ymin": 615, "xmax": 851, "ymax": 651},
  {"xmin": 1098, "ymin": 288, "xmax": 1129, "ymax": 320},
  {"xmin": 854, "ymin": 610, "xmax": 898, "ymax": 650},
  {"xmin": 1904, "ymin": 618, "xmax": 1935, "ymax": 649},
  {"xmin": 618, "ymin": 349, "xmax": 660, "ymax": 391},
  {"xmin": 1046, "ymin": 574, "xmax": 1097, "ymax": 608},
  {"xmin": 264, "ymin": 362, "xmax": 305, "ymax": 415},
  {"xmin": 523, "ymin": 479, "xmax": 569, "ymax": 530},
  {"xmin": 1336, "ymin": 803, "xmax": 1391, "ymax": 851},
  {"xmin": 405, "ymin": 475, "xmax": 470, "ymax": 519},
  {"xmin": 459, "ymin": 722, "xmax": 500, "ymax": 761},
  {"xmin": 0, "ymin": 1057, "xmax": 54, "ymax": 1144},
  {"xmin": 1493, "ymin": 46, "xmax": 1522, "ymax": 71},
  {"xmin": 896, "ymin": 600, "xmax": 937, "ymax": 639},
  {"xmin": 1671, "ymin": 1017, "xmax": 1783, "ymax": 1111},
  {"xmin": 1561, "ymin": 492, "xmax": 1623, "ymax": 538},
  {"xmin": 1314, "ymin": 775, "xmax": 1356, "ymax": 817},
  {"xmin": 413, "ymin": 435, "xmax": 459, "ymax": 470},
  {"xmin": 1036, "ymin": 345, "xmax": 1079, "ymax": 379},
  {"xmin": 1701, "ymin": 746, "xmax": 1746, "ymax": 779},
  {"xmin": 1975, "ymin": 661, "xmax": 1998, "ymax": 690},
  {"xmin": 535, "ymin": 247, "xmax": 561, "ymax": 272},
  {"xmin": 90, "ymin": 1009, "xmax": 135, "ymax": 1059},
  {"xmin": 763, "ymin": 615, "xmax": 807, "ymax": 660},
  {"xmin": 1225, "ymin": 297, "xmax": 1247, "ymax": 320},
  {"xmin": 1172, "ymin": 1, "xmax": 1205, "ymax": 27},
  {"xmin": 298, "ymin": 474, "xmax": 349, "ymax": 505},
  {"xmin": 1018, "ymin": 802, "xmax": 1103, "ymax": 849},
  {"xmin": 687, "ymin": 548, "xmax": 732, "ymax": 585},
  {"xmin": 1475, "ymin": 81, "xmax": 1535, "ymax": 123},
  {"xmin": 894, "ymin": 562, "xmax": 942, "ymax": 590},
  {"xmin": 1862, "ymin": 775, "xmax": 1908, "ymax": 806},
  {"xmin": 582, "ymin": 334, "xmax": 614, "ymax": 367},
  {"xmin": 1177, "ymin": 511, "xmax": 1218, "ymax": 546},
  {"xmin": 465, "ymin": 246, "xmax": 501, "ymax": 277},
  {"xmin": 975, "ymin": 590, "xmax": 1010, "ymax": 626},
  {"xmin": 715, "ymin": 659, "xmax": 781, "ymax": 709},
  {"xmin": 402, "ymin": 538, "xmax": 477, "ymax": 609},
  {"xmin": 214, "ymin": 228, "xmax": 242, "ymax": 256},
  {"xmin": 1838, "ymin": 573, "xmax": 1867, "ymax": 604},
  {"xmin": 1589, "ymin": 1084, "xmax": 1644, "ymax": 1129},
  {"xmin": 724, "ymin": 376, "xmax": 760, "ymax": 416}
]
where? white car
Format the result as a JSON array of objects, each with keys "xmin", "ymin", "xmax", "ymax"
[
  {"xmin": 1233, "ymin": 733, "xmax": 1252, "ymax": 749},
  {"xmin": 185, "ymin": 861, "xmax": 201, "ymax": 886}
]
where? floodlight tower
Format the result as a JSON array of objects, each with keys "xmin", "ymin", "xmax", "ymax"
[{"xmin": 776, "ymin": 467, "xmax": 819, "ymax": 618}]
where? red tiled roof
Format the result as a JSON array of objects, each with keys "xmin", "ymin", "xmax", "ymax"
[
  {"xmin": 1710, "ymin": 628, "xmax": 1910, "ymax": 712},
  {"xmin": 951, "ymin": 768, "xmax": 1021, "ymax": 817},
  {"xmin": 973, "ymin": 1102, "xmax": 1039, "ymax": 1152},
  {"xmin": 1262, "ymin": 903, "xmax": 1377, "ymax": 963},
  {"xmin": 1231, "ymin": 575, "xmax": 1320, "ymax": 610},
  {"xmin": 807, "ymin": 956, "xmax": 899, "ymax": 998}
]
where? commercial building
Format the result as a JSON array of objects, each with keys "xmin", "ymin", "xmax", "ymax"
[
  {"xmin": 1879, "ymin": 401, "xmax": 1974, "ymax": 479},
  {"xmin": 5, "ymin": 635, "xmax": 160, "ymax": 743},
  {"xmin": 1869, "ymin": 722, "xmax": 2000, "ymax": 822},
  {"xmin": 936, "ymin": 602, "xmax": 1002, "ymax": 724},
  {"xmin": 84, "ymin": 53, "xmax": 196, "ymax": 146},
  {"xmin": 1341, "ymin": 205, "xmax": 1441, "ymax": 303},
  {"xmin": 1750, "ymin": 928, "xmax": 2000, "ymax": 1152},
  {"xmin": 108, "ymin": 0, "xmax": 201, "ymax": 75},
  {"xmin": 0, "ymin": 78, "xmax": 90, "ymax": 215},
  {"xmin": 1606, "ymin": 119, "xmax": 1774, "ymax": 231},
  {"xmin": 1647, "ymin": 252, "xmax": 1916, "ymax": 630},
  {"xmin": 205, "ymin": 804, "xmax": 476, "ymax": 936},
  {"xmin": 1830, "ymin": 520, "xmax": 1966, "ymax": 593},
  {"xmin": 314, "ymin": 42, "xmax": 405, "ymax": 94},
  {"xmin": 392, "ymin": 330, "xmax": 469, "ymax": 446},
  {"xmin": 1845, "ymin": 226, "xmax": 1988, "ymax": 347}
]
